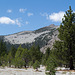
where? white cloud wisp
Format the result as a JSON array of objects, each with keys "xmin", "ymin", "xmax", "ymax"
[
  {"xmin": 49, "ymin": 11, "xmax": 65, "ymax": 22},
  {"xmin": 0, "ymin": 17, "xmax": 21, "ymax": 27},
  {"xmin": 19, "ymin": 8, "xmax": 27, "ymax": 13},
  {"xmin": 0, "ymin": 17, "xmax": 15, "ymax": 24},
  {"xmin": 27, "ymin": 13, "xmax": 33, "ymax": 17},
  {"xmin": 40, "ymin": 13, "xmax": 49, "ymax": 19},
  {"xmin": 41, "ymin": 11, "xmax": 65, "ymax": 22},
  {"xmin": 7, "ymin": 9, "xmax": 12, "ymax": 13}
]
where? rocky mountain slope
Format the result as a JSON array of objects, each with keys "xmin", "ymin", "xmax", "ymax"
[{"xmin": 0, "ymin": 24, "xmax": 59, "ymax": 52}]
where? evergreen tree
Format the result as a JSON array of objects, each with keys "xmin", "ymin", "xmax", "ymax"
[
  {"xmin": 29, "ymin": 44, "xmax": 36, "ymax": 63},
  {"xmin": 33, "ymin": 60, "xmax": 40, "ymax": 70},
  {"xmin": 53, "ymin": 41, "xmax": 67, "ymax": 66},
  {"xmin": 29, "ymin": 44, "xmax": 42, "ymax": 63},
  {"xmin": 42, "ymin": 48, "xmax": 50, "ymax": 66},
  {"xmin": 21, "ymin": 48, "xmax": 30, "ymax": 68},
  {"xmin": 46, "ymin": 54, "xmax": 57, "ymax": 75},
  {"xmin": 0, "ymin": 40, "xmax": 7, "ymax": 66},
  {"xmin": 35, "ymin": 45, "xmax": 42, "ymax": 61},
  {"xmin": 57, "ymin": 6, "xmax": 75, "ymax": 70},
  {"xmin": 6, "ymin": 46, "xmax": 17, "ymax": 67},
  {"xmin": 0, "ymin": 40, "xmax": 7, "ymax": 56},
  {"xmin": 14, "ymin": 45, "xmax": 24, "ymax": 68},
  {"xmin": 45, "ymin": 49, "xmax": 58, "ymax": 75},
  {"xmin": 10, "ymin": 46, "xmax": 17, "ymax": 58},
  {"xmin": 45, "ymin": 47, "xmax": 50, "ymax": 60},
  {"xmin": 7, "ymin": 52, "xmax": 13, "ymax": 67}
]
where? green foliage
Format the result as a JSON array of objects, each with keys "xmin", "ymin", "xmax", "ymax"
[
  {"xmin": 12, "ymin": 44, "xmax": 42, "ymax": 68},
  {"xmin": 21, "ymin": 48, "xmax": 30, "ymax": 67},
  {"xmin": 0, "ymin": 40, "xmax": 7, "ymax": 66},
  {"xmin": 0, "ymin": 40, "xmax": 7, "ymax": 56},
  {"xmin": 45, "ymin": 48, "xmax": 50, "ymax": 60},
  {"xmin": 41, "ymin": 54, "xmax": 46, "ymax": 65},
  {"xmin": 7, "ymin": 52, "xmax": 13, "ymax": 67},
  {"xmin": 46, "ymin": 54, "xmax": 58, "ymax": 75},
  {"xmin": 42, "ymin": 48, "xmax": 50, "ymax": 66},
  {"xmin": 57, "ymin": 6, "xmax": 75, "ymax": 70},
  {"xmin": 6, "ymin": 46, "xmax": 17, "ymax": 67},
  {"xmin": 15, "ymin": 57, "xmax": 25, "ymax": 68},
  {"xmin": 14, "ymin": 45, "xmax": 24, "ymax": 68},
  {"xmin": 29, "ymin": 45, "xmax": 42, "ymax": 63},
  {"xmin": 15, "ymin": 45, "xmax": 23, "ymax": 58},
  {"xmin": 0, "ymin": 54, "xmax": 7, "ymax": 67},
  {"xmin": 28, "ymin": 61, "xmax": 33, "ymax": 67},
  {"xmin": 10, "ymin": 46, "xmax": 17, "ymax": 58},
  {"xmin": 53, "ymin": 41, "xmax": 67, "ymax": 66},
  {"xmin": 35, "ymin": 45, "xmax": 42, "ymax": 61},
  {"xmin": 29, "ymin": 44, "xmax": 36, "ymax": 63},
  {"xmin": 33, "ymin": 60, "xmax": 40, "ymax": 69},
  {"xmin": 0, "ymin": 41, "xmax": 43, "ymax": 69}
]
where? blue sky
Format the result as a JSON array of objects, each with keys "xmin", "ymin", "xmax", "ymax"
[{"xmin": 0, "ymin": 0, "xmax": 75, "ymax": 35}]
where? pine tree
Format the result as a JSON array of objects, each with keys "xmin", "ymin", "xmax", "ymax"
[
  {"xmin": 0, "ymin": 40, "xmax": 7, "ymax": 56},
  {"xmin": 45, "ymin": 47, "xmax": 50, "ymax": 60},
  {"xmin": 33, "ymin": 60, "xmax": 40, "ymax": 70},
  {"xmin": 35, "ymin": 45, "xmax": 42, "ymax": 61},
  {"xmin": 29, "ymin": 44, "xmax": 42, "ymax": 64},
  {"xmin": 0, "ymin": 40, "xmax": 7, "ymax": 66},
  {"xmin": 21, "ymin": 48, "xmax": 29, "ymax": 68},
  {"xmin": 46, "ymin": 55, "xmax": 57, "ymax": 75},
  {"xmin": 14, "ymin": 45, "xmax": 24, "ymax": 68},
  {"xmin": 29, "ymin": 44, "xmax": 36, "ymax": 63},
  {"xmin": 58, "ymin": 6, "xmax": 75, "ymax": 70},
  {"xmin": 7, "ymin": 52, "xmax": 13, "ymax": 67},
  {"xmin": 42, "ymin": 48, "xmax": 50, "ymax": 66},
  {"xmin": 10, "ymin": 46, "xmax": 17, "ymax": 58},
  {"xmin": 53, "ymin": 41, "xmax": 67, "ymax": 66}
]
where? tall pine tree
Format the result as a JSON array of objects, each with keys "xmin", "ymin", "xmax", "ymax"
[{"xmin": 58, "ymin": 6, "xmax": 75, "ymax": 70}]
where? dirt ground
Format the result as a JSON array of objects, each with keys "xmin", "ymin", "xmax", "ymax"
[
  {"xmin": 0, "ymin": 67, "xmax": 75, "ymax": 75},
  {"xmin": 0, "ymin": 67, "xmax": 46, "ymax": 75}
]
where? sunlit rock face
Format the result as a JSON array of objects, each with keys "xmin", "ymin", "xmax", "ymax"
[{"xmin": 0, "ymin": 24, "xmax": 59, "ymax": 53}]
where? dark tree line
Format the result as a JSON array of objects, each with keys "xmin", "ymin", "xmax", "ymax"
[{"xmin": 0, "ymin": 41, "xmax": 43, "ymax": 69}]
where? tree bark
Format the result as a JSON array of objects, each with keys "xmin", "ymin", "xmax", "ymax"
[
  {"xmin": 69, "ymin": 57, "xmax": 74, "ymax": 70},
  {"xmin": 69, "ymin": 43, "xmax": 74, "ymax": 70}
]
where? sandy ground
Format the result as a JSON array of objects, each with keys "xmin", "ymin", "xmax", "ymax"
[
  {"xmin": 0, "ymin": 67, "xmax": 75, "ymax": 75},
  {"xmin": 0, "ymin": 67, "xmax": 46, "ymax": 75},
  {"xmin": 56, "ymin": 71, "xmax": 75, "ymax": 75}
]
